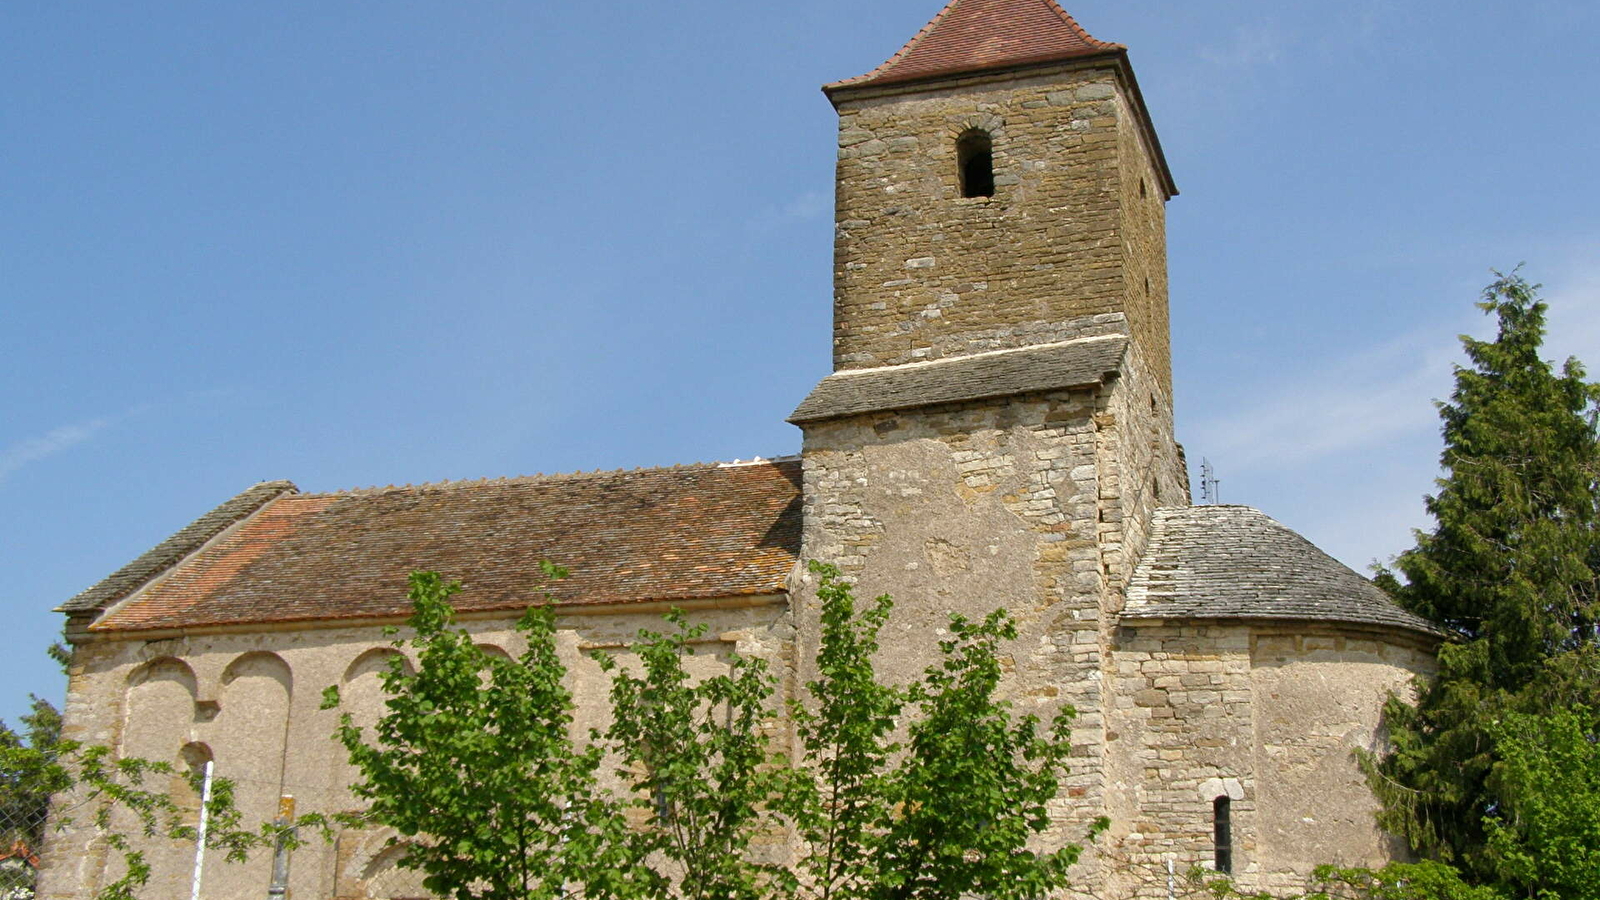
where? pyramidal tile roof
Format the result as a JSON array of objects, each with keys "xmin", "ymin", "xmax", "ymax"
[
  {"xmin": 827, "ymin": 0, "xmax": 1122, "ymax": 93},
  {"xmin": 80, "ymin": 460, "xmax": 803, "ymax": 633}
]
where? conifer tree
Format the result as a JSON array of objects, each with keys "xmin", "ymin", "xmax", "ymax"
[{"xmin": 1368, "ymin": 271, "xmax": 1600, "ymax": 888}]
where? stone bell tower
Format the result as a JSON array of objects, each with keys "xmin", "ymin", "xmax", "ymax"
[{"xmin": 789, "ymin": 0, "xmax": 1188, "ymax": 889}]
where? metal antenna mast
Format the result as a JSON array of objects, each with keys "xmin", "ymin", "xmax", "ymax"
[{"xmin": 1199, "ymin": 458, "xmax": 1221, "ymax": 505}]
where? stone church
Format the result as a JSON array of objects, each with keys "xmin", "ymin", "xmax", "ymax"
[{"xmin": 41, "ymin": 1, "xmax": 1440, "ymax": 897}]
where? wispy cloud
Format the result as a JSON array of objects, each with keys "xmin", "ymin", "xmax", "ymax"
[
  {"xmin": 1191, "ymin": 249, "xmax": 1600, "ymax": 475},
  {"xmin": 1199, "ymin": 24, "xmax": 1289, "ymax": 68},
  {"xmin": 1539, "ymin": 249, "xmax": 1600, "ymax": 368},
  {"xmin": 0, "ymin": 418, "xmax": 114, "ymax": 483},
  {"xmin": 1187, "ymin": 250, "xmax": 1600, "ymax": 572},
  {"xmin": 1188, "ymin": 324, "xmax": 1463, "ymax": 473}
]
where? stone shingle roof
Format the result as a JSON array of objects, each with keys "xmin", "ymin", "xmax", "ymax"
[
  {"xmin": 1122, "ymin": 505, "xmax": 1441, "ymax": 639},
  {"xmin": 789, "ymin": 335, "xmax": 1126, "ymax": 424},
  {"xmin": 85, "ymin": 460, "xmax": 802, "ymax": 633},
  {"xmin": 825, "ymin": 0, "xmax": 1120, "ymax": 94},
  {"xmin": 59, "ymin": 480, "xmax": 298, "ymax": 615}
]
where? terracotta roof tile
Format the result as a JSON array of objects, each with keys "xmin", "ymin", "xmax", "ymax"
[
  {"xmin": 59, "ymin": 480, "xmax": 298, "ymax": 614},
  {"xmin": 827, "ymin": 0, "xmax": 1121, "ymax": 93},
  {"xmin": 92, "ymin": 460, "xmax": 802, "ymax": 632}
]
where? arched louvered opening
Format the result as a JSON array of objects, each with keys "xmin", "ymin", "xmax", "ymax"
[{"xmin": 957, "ymin": 129, "xmax": 994, "ymax": 198}]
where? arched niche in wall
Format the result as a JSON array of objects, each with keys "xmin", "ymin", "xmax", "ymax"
[
  {"xmin": 475, "ymin": 643, "xmax": 512, "ymax": 662},
  {"xmin": 341, "ymin": 648, "xmax": 410, "ymax": 730},
  {"xmin": 116, "ymin": 660, "xmax": 202, "ymax": 897},
  {"xmin": 205, "ymin": 651, "xmax": 294, "ymax": 899},
  {"xmin": 359, "ymin": 841, "xmax": 430, "ymax": 899},
  {"xmin": 123, "ymin": 658, "xmax": 198, "ymax": 756},
  {"xmin": 172, "ymin": 742, "xmax": 214, "ymax": 816}
]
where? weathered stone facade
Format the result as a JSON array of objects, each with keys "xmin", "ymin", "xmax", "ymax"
[
  {"xmin": 42, "ymin": 602, "xmax": 791, "ymax": 900},
  {"xmin": 830, "ymin": 64, "xmax": 1171, "ymax": 396},
  {"xmin": 43, "ymin": 3, "xmax": 1442, "ymax": 899},
  {"xmin": 1100, "ymin": 623, "xmax": 1434, "ymax": 897}
]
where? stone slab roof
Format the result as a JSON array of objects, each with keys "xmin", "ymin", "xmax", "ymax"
[
  {"xmin": 85, "ymin": 460, "xmax": 802, "ymax": 633},
  {"xmin": 1122, "ymin": 505, "xmax": 1441, "ymax": 639},
  {"xmin": 825, "ymin": 0, "xmax": 1120, "ymax": 94},
  {"xmin": 789, "ymin": 335, "xmax": 1126, "ymax": 424},
  {"xmin": 59, "ymin": 480, "xmax": 298, "ymax": 615}
]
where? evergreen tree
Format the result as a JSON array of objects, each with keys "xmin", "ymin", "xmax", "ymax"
[{"xmin": 1368, "ymin": 271, "xmax": 1600, "ymax": 890}]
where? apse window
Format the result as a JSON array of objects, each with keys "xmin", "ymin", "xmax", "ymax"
[
  {"xmin": 1213, "ymin": 796, "xmax": 1233, "ymax": 873},
  {"xmin": 957, "ymin": 129, "xmax": 994, "ymax": 198}
]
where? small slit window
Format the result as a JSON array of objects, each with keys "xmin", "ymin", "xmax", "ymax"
[
  {"xmin": 1213, "ymin": 796, "xmax": 1233, "ymax": 873},
  {"xmin": 957, "ymin": 129, "xmax": 994, "ymax": 198}
]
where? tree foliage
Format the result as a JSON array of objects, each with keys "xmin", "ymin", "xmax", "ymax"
[
  {"xmin": 331, "ymin": 562, "xmax": 1095, "ymax": 900},
  {"xmin": 0, "ymin": 696, "xmax": 63, "ymax": 852},
  {"xmin": 1367, "ymin": 271, "xmax": 1600, "ymax": 896},
  {"xmin": 0, "ymin": 723, "xmax": 288, "ymax": 900},
  {"xmin": 787, "ymin": 563, "xmax": 1094, "ymax": 900},
  {"xmin": 1187, "ymin": 862, "xmax": 1501, "ymax": 900},
  {"xmin": 602, "ymin": 610, "xmax": 793, "ymax": 900},
  {"xmin": 327, "ymin": 567, "xmax": 655, "ymax": 900}
]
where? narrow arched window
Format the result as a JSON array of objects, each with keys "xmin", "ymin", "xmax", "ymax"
[
  {"xmin": 1213, "ymin": 796, "xmax": 1233, "ymax": 873},
  {"xmin": 957, "ymin": 129, "xmax": 994, "ymax": 198}
]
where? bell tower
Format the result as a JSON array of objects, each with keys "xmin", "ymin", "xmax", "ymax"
[
  {"xmin": 790, "ymin": 2, "xmax": 1187, "ymax": 892},
  {"xmin": 822, "ymin": 0, "xmax": 1177, "ymax": 395}
]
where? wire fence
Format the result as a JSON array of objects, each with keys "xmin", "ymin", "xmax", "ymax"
[{"xmin": 0, "ymin": 798, "xmax": 46, "ymax": 900}]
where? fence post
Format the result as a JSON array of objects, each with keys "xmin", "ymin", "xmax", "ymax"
[{"xmin": 266, "ymin": 795, "xmax": 295, "ymax": 900}]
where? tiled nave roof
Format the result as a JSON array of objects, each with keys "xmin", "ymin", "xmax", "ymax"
[{"xmin": 75, "ymin": 460, "xmax": 802, "ymax": 633}]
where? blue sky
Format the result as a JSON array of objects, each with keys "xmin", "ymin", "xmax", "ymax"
[{"xmin": 4, "ymin": 0, "xmax": 1597, "ymax": 729}]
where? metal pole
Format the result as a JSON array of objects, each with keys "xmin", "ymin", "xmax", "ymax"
[
  {"xmin": 189, "ymin": 760, "xmax": 213, "ymax": 900},
  {"xmin": 266, "ymin": 795, "xmax": 295, "ymax": 900}
]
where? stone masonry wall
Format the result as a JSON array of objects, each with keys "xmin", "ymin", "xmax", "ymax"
[
  {"xmin": 40, "ymin": 602, "xmax": 791, "ymax": 900},
  {"xmin": 830, "ymin": 63, "xmax": 1168, "ymax": 374},
  {"xmin": 796, "ymin": 385, "xmax": 1120, "ymax": 893},
  {"xmin": 1114, "ymin": 92, "xmax": 1171, "ymax": 396},
  {"xmin": 1103, "ymin": 622, "xmax": 1434, "ymax": 899},
  {"xmin": 1094, "ymin": 335, "xmax": 1188, "ymax": 602}
]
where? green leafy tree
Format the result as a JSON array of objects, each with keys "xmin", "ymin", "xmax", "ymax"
[
  {"xmin": 327, "ymin": 567, "xmax": 656, "ymax": 900},
  {"xmin": 1367, "ymin": 271, "xmax": 1600, "ymax": 893},
  {"xmin": 602, "ymin": 611, "xmax": 794, "ymax": 900},
  {"xmin": 0, "ymin": 695, "xmax": 63, "ymax": 851},
  {"xmin": 785, "ymin": 565, "xmax": 900, "ymax": 900},
  {"xmin": 1480, "ymin": 708, "xmax": 1600, "ymax": 899},
  {"xmin": 1185, "ymin": 861, "xmax": 1502, "ymax": 900},
  {"xmin": 0, "ymin": 731, "xmax": 284, "ymax": 900},
  {"xmin": 337, "ymin": 562, "xmax": 1097, "ymax": 900},
  {"xmin": 788, "ymin": 562, "xmax": 1097, "ymax": 900}
]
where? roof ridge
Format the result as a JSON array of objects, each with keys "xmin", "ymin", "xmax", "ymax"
[{"xmin": 298, "ymin": 456, "xmax": 802, "ymax": 498}]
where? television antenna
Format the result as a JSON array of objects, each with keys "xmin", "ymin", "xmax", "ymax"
[{"xmin": 1199, "ymin": 458, "xmax": 1221, "ymax": 505}]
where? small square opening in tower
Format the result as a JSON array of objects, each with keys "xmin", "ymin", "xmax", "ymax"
[{"xmin": 957, "ymin": 129, "xmax": 994, "ymax": 198}]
